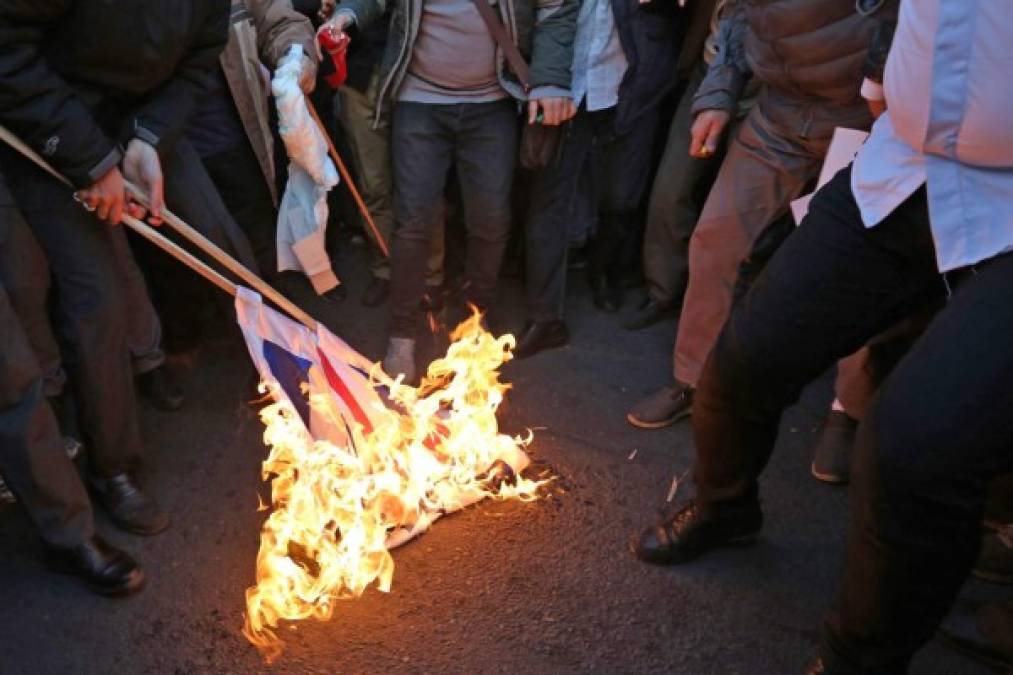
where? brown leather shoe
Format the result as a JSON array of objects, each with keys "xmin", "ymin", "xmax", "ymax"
[{"xmin": 627, "ymin": 385, "xmax": 693, "ymax": 429}]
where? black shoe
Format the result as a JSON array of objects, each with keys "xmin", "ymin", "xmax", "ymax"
[
  {"xmin": 622, "ymin": 297, "xmax": 674, "ymax": 331},
  {"xmin": 361, "ymin": 277, "xmax": 390, "ymax": 307},
  {"xmin": 45, "ymin": 535, "xmax": 145, "ymax": 597},
  {"xmin": 810, "ymin": 411, "xmax": 857, "ymax": 485},
  {"xmin": 88, "ymin": 473, "xmax": 170, "ymax": 536},
  {"xmin": 136, "ymin": 366, "xmax": 184, "ymax": 412},
  {"xmin": 590, "ymin": 275, "xmax": 621, "ymax": 313},
  {"xmin": 513, "ymin": 320, "xmax": 569, "ymax": 359},
  {"xmin": 629, "ymin": 499, "xmax": 762, "ymax": 565}
]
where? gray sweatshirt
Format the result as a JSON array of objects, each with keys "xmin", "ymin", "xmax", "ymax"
[{"xmin": 397, "ymin": 0, "xmax": 509, "ymax": 103}]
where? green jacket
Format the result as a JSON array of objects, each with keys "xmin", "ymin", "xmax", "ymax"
[{"xmin": 339, "ymin": 0, "xmax": 579, "ymax": 124}]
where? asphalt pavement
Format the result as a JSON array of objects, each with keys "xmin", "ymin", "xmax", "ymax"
[{"xmin": 0, "ymin": 242, "xmax": 992, "ymax": 675}]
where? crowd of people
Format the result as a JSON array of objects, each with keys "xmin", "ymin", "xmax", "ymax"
[{"xmin": 0, "ymin": 0, "xmax": 1010, "ymax": 673}]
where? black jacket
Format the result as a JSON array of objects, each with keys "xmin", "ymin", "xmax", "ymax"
[
  {"xmin": 612, "ymin": 0, "xmax": 685, "ymax": 134},
  {"xmin": 0, "ymin": 0, "xmax": 229, "ymax": 188}
]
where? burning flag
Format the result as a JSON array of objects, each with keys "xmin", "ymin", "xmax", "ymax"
[{"xmin": 235, "ymin": 288, "xmax": 543, "ymax": 661}]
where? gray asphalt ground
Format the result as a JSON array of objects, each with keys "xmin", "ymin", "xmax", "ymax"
[{"xmin": 0, "ymin": 241, "xmax": 993, "ymax": 675}]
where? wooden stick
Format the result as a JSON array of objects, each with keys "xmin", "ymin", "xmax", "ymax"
[
  {"xmin": 306, "ymin": 100, "xmax": 390, "ymax": 259},
  {"xmin": 0, "ymin": 124, "xmax": 317, "ymax": 331},
  {"xmin": 122, "ymin": 182, "xmax": 318, "ymax": 331},
  {"xmin": 122, "ymin": 215, "xmax": 237, "ymax": 297}
]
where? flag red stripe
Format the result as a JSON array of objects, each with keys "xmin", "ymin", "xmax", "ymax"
[{"xmin": 316, "ymin": 347, "xmax": 374, "ymax": 434}]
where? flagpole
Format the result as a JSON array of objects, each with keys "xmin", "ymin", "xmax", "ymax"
[{"xmin": 0, "ymin": 125, "xmax": 318, "ymax": 332}]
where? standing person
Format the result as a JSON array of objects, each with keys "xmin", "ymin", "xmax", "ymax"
[
  {"xmin": 625, "ymin": 0, "xmax": 897, "ymax": 430},
  {"xmin": 0, "ymin": 0, "xmax": 238, "ymax": 535},
  {"xmin": 324, "ymin": 0, "xmax": 579, "ymax": 382},
  {"xmin": 0, "ymin": 211, "xmax": 144, "ymax": 596},
  {"xmin": 321, "ymin": 0, "xmax": 446, "ymax": 308},
  {"xmin": 511, "ymin": 0, "xmax": 683, "ymax": 358},
  {"xmin": 630, "ymin": 2, "xmax": 1013, "ymax": 672},
  {"xmin": 623, "ymin": 0, "xmax": 751, "ymax": 331},
  {"xmin": 186, "ymin": 0, "xmax": 319, "ymax": 281}
]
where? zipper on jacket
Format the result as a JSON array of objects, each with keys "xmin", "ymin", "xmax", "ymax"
[{"xmin": 374, "ymin": 0, "xmax": 417, "ymax": 128}]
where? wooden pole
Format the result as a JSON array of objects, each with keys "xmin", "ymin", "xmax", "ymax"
[
  {"xmin": 122, "ymin": 183, "xmax": 318, "ymax": 331},
  {"xmin": 0, "ymin": 124, "xmax": 317, "ymax": 331},
  {"xmin": 306, "ymin": 100, "xmax": 390, "ymax": 259}
]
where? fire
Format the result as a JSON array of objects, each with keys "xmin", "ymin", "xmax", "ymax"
[{"xmin": 242, "ymin": 312, "xmax": 545, "ymax": 661}]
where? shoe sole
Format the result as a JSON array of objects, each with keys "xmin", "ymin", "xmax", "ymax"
[
  {"xmin": 626, "ymin": 408, "xmax": 691, "ymax": 430},
  {"xmin": 810, "ymin": 464, "xmax": 849, "ymax": 485}
]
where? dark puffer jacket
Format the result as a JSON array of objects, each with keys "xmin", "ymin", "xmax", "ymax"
[
  {"xmin": 0, "ymin": 0, "xmax": 229, "ymax": 188},
  {"xmin": 692, "ymin": 0, "xmax": 898, "ymax": 135}
]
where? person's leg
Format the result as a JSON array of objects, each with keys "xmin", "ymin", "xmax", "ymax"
[
  {"xmin": 641, "ymin": 62, "xmax": 724, "ymax": 312},
  {"xmin": 523, "ymin": 109, "xmax": 593, "ymax": 323},
  {"xmin": 389, "ymin": 102, "xmax": 455, "ymax": 338},
  {"xmin": 454, "ymin": 99, "xmax": 519, "ymax": 315},
  {"xmin": 672, "ymin": 107, "xmax": 825, "ymax": 389},
  {"xmin": 821, "ymin": 250, "xmax": 1013, "ymax": 673},
  {"xmin": 0, "ymin": 271, "xmax": 93, "ymax": 549},
  {"xmin": 631, "ymin": 167, "xmax": 941, "ymax": 563},
  {"xmin": 3, "ymin": 157, "xmax": 144, "ymax": 480},
  {"xmin": 591, "ymin": 107, "xmax": 661, "ymax": 299}
]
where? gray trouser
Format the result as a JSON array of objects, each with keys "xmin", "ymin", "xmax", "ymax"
[
  {"xmin": 0, "ymin": 230, "xmax": 94, "ymax": 548},
  {"xmin": 642, "ymin": 61, "xmax": 727, "ymax": 308},
  {"xmin": 389, "ymin": 99, "xmax": 518, "ymax": 337},
  {"xmin": 1, "ymin": 149, "xmax": 145, "ymax": 479},
  {"xmin": 337, "ymin": 74, "xmax": 444, "ymax": 285}
]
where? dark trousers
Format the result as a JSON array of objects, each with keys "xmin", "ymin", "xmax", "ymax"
[
  {"xmin": 202, "ymin": 141, "xmax": 278, "ymax": 277},
  {"xmin": 642, "ymin": 61, "xmax": 726, "ymax": 308},
  {"xmin": 389, "ymin": 99, "xmax": 518, "ymax": 337},
  {"xmin": 692, "ymin": 165, "xmax": 1013, "ymax": 672},
  {"xmin": 0, "ymin": 284, "xmax": 94, "ymax": 548},
  {"xmin": 1, "ymin": 151, "xmax": 145, "ymax": 479},
  {"xmin": 525, "ymin": 105, "xmax": 657, "ymax": 322}
]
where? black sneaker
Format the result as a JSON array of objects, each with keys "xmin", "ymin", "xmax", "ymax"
[
  {"xmin": 810, "ymin": 411, "xmax": 857, "ymax": 484},
  {"xmin": 136, "ymin": 365, "xmax": 184, "ymax": 412},
  {"xmin": 629, "ymin": 499, "xmax": 763, "ymax": 565}
]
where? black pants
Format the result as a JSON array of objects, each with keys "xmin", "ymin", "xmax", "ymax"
[
  {"xmin": 202, "ymin": 141, "xmax": 278, "ymax": 277},
  {"xmin": 525, "ymin": 105, "xmax": 657, "ymax": 321},
  {"xmin": 0, "ymin": 150, "xmax": 145, "ymax": 479},
  {"xmin": 692, "ymin": 166, "xmax": 1013, "ymax": 672},
  {"xmin": 389, "ymin": 99, "xmax": 518, "ymax": 338}
]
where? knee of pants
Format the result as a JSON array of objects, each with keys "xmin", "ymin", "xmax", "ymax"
[
  {"xmin": 857, "ymin": 392, "xmax": 979, "ymax": 516},
  {"xmin": 62, "ymin": 271, "xmax": 127, "ymax": 350}
]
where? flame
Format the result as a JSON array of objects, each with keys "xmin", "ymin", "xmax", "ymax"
[{"xmin": 242, "ymin": 311, "xmax": 545, "ymax": 661}]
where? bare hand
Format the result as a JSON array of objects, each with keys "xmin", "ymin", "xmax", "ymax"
[
  {"xmin": 298, "ymin": 54, "xmax": 318, "ymax": 94},
  {"xmin": 867, "ymin": 98, "xmax": 886, "ymax": 120},
  {"xmin": 320, "ymin": 12, "xmax": 352, "ymax": 35},
  {"xmin": 317, "ymin": 0, "xmax": 337, "ymax": 22},
  {"xmin": 122, "ymin": 139, "xmax": 164, "ymax": 225},
  {"xmin": 77, "ymin": 167, "xmax": 130, "ymax": 226},
  {"xmin": 527, "ymin": 97, "xmax": 577, "ymax": 126},
  {"xmin": 689, "ymin": 109, "xmax": 731, "ymax": 158}
]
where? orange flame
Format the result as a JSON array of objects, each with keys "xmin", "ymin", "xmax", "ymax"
[{"xmin": 242, "ymin": 311, "xmax": 544, "ymax": 661}]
